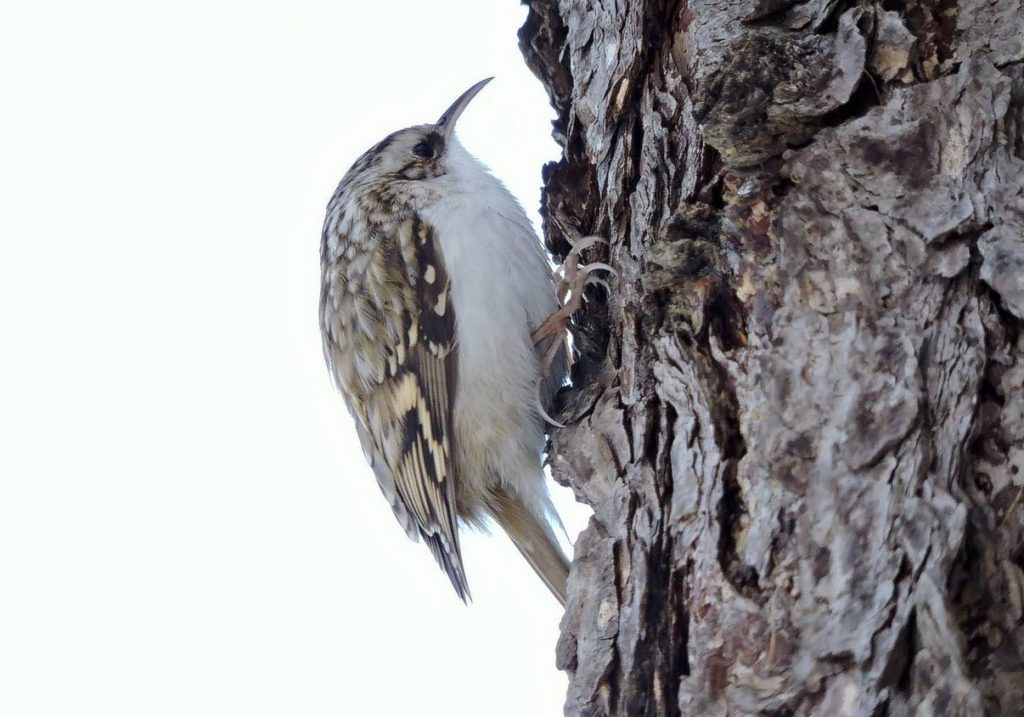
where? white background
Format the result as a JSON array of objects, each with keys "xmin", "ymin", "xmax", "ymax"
[{"xmin": 0, "ymin": 2, "xmax": 590, "ymax": 715}]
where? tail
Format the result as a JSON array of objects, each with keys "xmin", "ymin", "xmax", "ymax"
[{"xmin": 486, "ymin": 487, "xmax": 570, "ymax": 605}]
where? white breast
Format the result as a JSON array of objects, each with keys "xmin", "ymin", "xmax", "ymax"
[{"xmin": 419, "ymin": 141, "xmax": 559, "ymax": 517}]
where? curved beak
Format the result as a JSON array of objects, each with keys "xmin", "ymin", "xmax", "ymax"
[{"xmin": 436, "ymin": 77, "xmax": 493, "ymax": 138}]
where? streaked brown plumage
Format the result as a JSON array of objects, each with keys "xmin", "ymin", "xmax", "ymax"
[{"xmin": 320, "ymin": 80, "xmax": 591, "ymax": 603}]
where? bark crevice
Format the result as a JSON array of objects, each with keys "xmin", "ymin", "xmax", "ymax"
[{"xmin": 521, "ymin": 0, "xmax": 1024, "ymax": 713}]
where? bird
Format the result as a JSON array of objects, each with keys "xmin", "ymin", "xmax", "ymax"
[{"xmin": 319, "ymin": 78, "xmax": 600, "ymax": 604}]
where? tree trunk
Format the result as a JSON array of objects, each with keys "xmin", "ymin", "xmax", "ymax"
[{"xmin": 518, "ymin": 0, "xmax": 1024, "ymax": 714}]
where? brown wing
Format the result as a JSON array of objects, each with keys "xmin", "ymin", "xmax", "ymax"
[{"xmin": 324, "ymin": 214, "xmax": 467, "ymax": 600}]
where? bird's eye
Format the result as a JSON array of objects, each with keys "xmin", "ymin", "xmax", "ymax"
[{"xmin": 412, "ymin": 141, "xmax": 434, "ymax": 159}]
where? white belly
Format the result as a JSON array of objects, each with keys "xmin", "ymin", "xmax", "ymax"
[{"xmin": 420, "ymin": 189, "xmax": 558, "ymax": 517}]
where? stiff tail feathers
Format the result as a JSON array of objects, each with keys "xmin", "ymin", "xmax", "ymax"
[{"xmin": 486, "ymin": 487, "xmax": 570, "ymax": 605}]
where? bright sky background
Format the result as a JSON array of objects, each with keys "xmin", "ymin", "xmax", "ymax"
[{"xmin": 0, "ymin": 2, "xmax": 591, "ymax": 715}]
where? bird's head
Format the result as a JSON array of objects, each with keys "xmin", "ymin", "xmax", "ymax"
[{"xmin": 344, "ymin": 78, "xmax": 493, "ymax": 191}]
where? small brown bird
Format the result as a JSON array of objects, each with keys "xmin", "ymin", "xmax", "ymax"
[{"xmin": 320, "ymin": 79, "xmax": 599, "ymax": 603}]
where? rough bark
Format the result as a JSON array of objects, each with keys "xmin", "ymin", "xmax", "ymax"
[{"xmin": 518, "ymin": 0, "xmax": 1024, "ymax": 715}]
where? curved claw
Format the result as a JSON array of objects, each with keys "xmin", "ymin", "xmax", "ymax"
[
  {"xmin": 535, "ymin": 391, "xmax": 566, "ymax": 429},
  {"xmin": 579, "ymin": 261, "xmax": 616, "ymax": 276},
  {"xmin": 533, "ymin": 235, "xmax": 616, "ymax": 381},
  {"xmin": 565, "ymin": 235, "xmax": 608, "ymax": 259}
]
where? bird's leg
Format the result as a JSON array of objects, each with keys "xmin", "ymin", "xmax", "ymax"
[{"xmin": 531, "ymin": 237, "xmax": 615, "ymax": 375}]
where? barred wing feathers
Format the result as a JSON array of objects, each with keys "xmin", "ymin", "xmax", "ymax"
[{"xmin": 322, "ymin": 214, "xmax": 467, "ymax": 600}]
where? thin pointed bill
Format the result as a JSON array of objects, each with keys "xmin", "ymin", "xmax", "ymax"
[{"xmin": 436, "ymin": 78, "xmax": 493, "ymax": 138}]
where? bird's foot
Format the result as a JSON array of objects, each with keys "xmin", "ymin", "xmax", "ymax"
[{"xmin": 531, "ymin": 236, "xmax": 615, "ymax": 376}]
